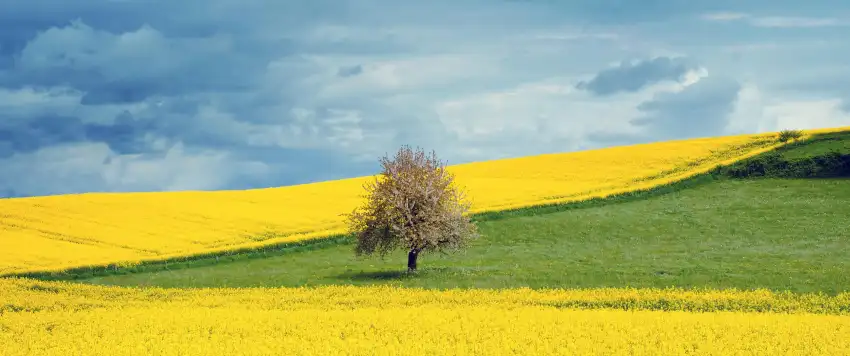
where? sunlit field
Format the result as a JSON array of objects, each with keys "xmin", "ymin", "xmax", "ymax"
[
  {"xmin": 2, "ymin": 127, "xmax": 849, "ymax": 355},
  {"xmin": 83, "ymin": 178, "xmax": 850, "ymax": 294},
  {"xmin": 2, "ymin": 278, "xmax": 849, "ymax": 356},
  {"xmin": 5, "ymin": 128, "xmax": 846, "ymax": 276}
]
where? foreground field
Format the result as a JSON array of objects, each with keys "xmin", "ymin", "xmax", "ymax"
[
  {"xmin": 1, "ymin": 130, "xmax": 806, "ymax": 276},
  {"xmin": 2, "ymin": 278, "xmax": 849, "ymax": 356},
  {"xmin": 83, "ymin": 178, "xmax": 850, "ymax": 294}
]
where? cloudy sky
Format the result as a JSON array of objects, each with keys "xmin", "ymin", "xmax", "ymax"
[{"xmin": 2, "ymin": 0, "xmax": 850, "ymax": 198}]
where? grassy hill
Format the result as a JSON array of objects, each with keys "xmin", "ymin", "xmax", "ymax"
[
  {"xmin": 3, "ymin": 130, "xmax": 803, "ymax": 276},
  {"xmin": 82, "ymin": 178, "xmax": 850, "ymax": 294},
  {"xmin": 4, "ymin": 128, "xmax": 850, "ymax": 356},
  {"xmin": 74, "ymin": 130, "xmax": 850, "ymax": 294}
]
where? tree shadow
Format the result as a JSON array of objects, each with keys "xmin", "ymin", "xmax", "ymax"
[
  {"xmin": 334, "ymin": 266, "xmax": 492, "ymax": 283},
  {"xmin": 335, "ymin": 269, "xmax": 411, "ymax": 281}
]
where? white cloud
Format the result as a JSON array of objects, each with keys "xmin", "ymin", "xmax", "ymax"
[
  {"xmin": 750, "ymin": 16, "xmax": 844, "ymax": 28},
  {"xmin": 725, "ymin": 82, "xmax": 769, "ymax": 134},
  {"xmin": 104, "ymin": 142, "xmax": 269, "ymax": 192},
  {"xmin": 764, "ymin": 99, "xmax": 850, "ymax": 130},
  {"xmin": 430, "ymin": 66, "xmax": 717, "ymax": 162},
  {"xmin": 647, "ymin": 67, "xmax": 709, "ymax": 93},
  {"xmin": 313, "ymin": 54, "xmax": 502, "ymax": 100},
  {"xmin": 700, "ymin": 12, "xmax": 846, "ymax": 28},
  {"xmin": 726, "ymin": 83, "xmax": 850, "ymax": 134},
  {"xmin": 19, "ymin": 21, "xmax": 174, "ymax": 77},
  {"xmin": 434, "ymin": 78, "xmax": 663, "ymax": 161},
  {"xmin": 701, "ymin": 12, "xmax": 749, "ymax": 21},
  {"xmin": 0, "ymin": 142, "xmax": 270, "ymax": 196}
]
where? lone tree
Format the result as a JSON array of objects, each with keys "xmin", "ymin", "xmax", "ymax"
[{"xmin": 344, "ymin": 146, "xmax": 479, "ymax": 272}]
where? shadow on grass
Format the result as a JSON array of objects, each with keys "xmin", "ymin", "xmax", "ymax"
[
  {"xmin": 334, "ymin": 266, "xmax": 497, "ymax": 284},
  {"xmin": 336, "ymin": 269, "xmax": 411, "ymax": 281}
]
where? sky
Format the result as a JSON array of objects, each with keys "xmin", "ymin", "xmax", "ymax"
[{"xmin": 2, "ymin": 0, "xmax": 850, "ymax": 198}]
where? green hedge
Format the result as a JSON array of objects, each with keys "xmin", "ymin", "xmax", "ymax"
[{"xmin": 718, "ymin": 151, "xmax": 850, "ymax": 178}]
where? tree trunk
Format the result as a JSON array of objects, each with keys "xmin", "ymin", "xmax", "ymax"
[{"xmin": 407, "ymin": 248, "xmax": 422, "ymax": 272}]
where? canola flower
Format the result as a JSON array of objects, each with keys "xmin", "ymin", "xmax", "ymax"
[
  {"xmin": 1, "ymin": 127, "xmax": 847, "ymax": 276},
  {"xmin": 1, "ymin": 278, "xmax": 849, "ymax": 356}
]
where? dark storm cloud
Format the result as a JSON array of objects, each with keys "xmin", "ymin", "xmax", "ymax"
[
  {"xmin": 4, "ymin": 20, "xmax": 297, "ymax": 104},
  {"xmin": 0, "ymin": 109, "xmax": 169, "ymax": 157},
  {"xmin": 0, "ymin": 115, "xmax": 86, "ymax": 158},
  {"xmin": 0, "ymin": 0, "xmax": 320, "ymax": 168},
  {"xmin": 83, "ymin": 111, "xmax": 164, "ymax": 155},
  {"xmin": 576, "ymin": 56, "xmax": 697, "ymax": 96},
  {"xmin": 631, "ymin": 76, "xmax": 742, "ymax": 139},
  {"xmin": 337, "ymin": 65, "xmax": 363, "ymax": 78}
]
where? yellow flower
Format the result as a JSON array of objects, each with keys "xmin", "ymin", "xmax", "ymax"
[{"xmin": 1, "ymin": 278, "xmax": 849, "ymax": 356}]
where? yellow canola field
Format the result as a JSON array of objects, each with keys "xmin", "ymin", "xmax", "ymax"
[
  {"xmin": 0, "ymin": 127, "xmax": 847, "ymax": 275},
  {"xmin": 2, "ymin": 279, "xmax": 850, "ymax": 356}
]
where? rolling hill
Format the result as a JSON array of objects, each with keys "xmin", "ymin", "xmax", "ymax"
[{"xmin": 5, "ymin": 127, "xmax": 844, "ymax": 276}]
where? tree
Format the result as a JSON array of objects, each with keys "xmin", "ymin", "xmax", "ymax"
[{"xmin": 344, "ymin": 146, "xmax": 479, "ymax": 272}]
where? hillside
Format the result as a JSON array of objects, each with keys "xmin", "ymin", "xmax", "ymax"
[
  {"xmin": 7, "ymin": 128, "xmax": 844, "ymax": 276},
  {"xmin": 81, "ymin": 177, "xmax": 849, "ymax": 294},
  {"xmin": 30, "ymin": 128, "xmax": 842, "ymax": 295},
  {"xmin": 3, "ymin": 127, "xmax": 850, "ymax": 356}
]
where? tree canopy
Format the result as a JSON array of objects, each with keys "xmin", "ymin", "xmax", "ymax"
[{"xmin": 344, "ymin": 146, "xmax": 479, "ymax": 271}]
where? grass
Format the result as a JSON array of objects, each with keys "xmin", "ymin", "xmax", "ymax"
[
  {"xmin": 81, "ymin": 178, "xmax": 850, "ymax": 294},
  {"xmin": 778, "ymin": 130, "xmax": 850, "ymax": 160}
]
